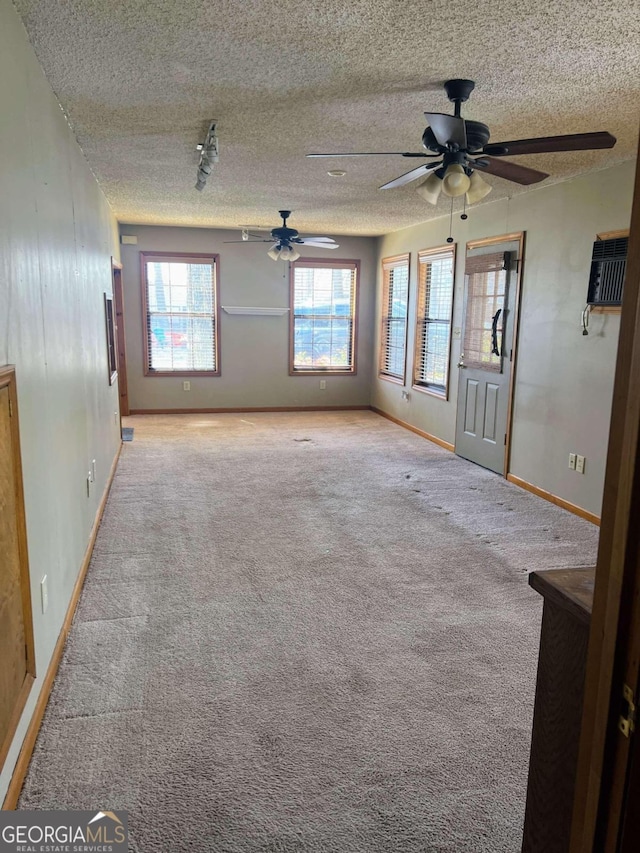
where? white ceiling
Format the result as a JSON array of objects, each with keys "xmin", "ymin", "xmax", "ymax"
[{"xmin": 14, "ymin": 0, "xmax": 640, "ymax": 236}]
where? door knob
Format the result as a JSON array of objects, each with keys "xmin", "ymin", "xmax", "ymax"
[{"xmin": 457, "ymin": 353, "xmax": 466, "ymax": 369}]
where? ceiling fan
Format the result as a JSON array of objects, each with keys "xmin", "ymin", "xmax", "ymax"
[
  {"xmin": 225, "ymin": 211, "xmax": 339, "ymax": 260},
  {"xmin": 307, "ymin": 79, "xmax": 616, "ymax": 206}
]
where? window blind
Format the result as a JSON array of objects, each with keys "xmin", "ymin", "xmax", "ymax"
[
  {"xmin": 380, "ymin": 255, "xmax": 409, "ymax": 380},
  {"xmin": 291, "ymin": 261, "xmax": 357, "ymax": 372},
  {"xmin": 414, "ymin": 248, "xmax": 455, "ymax": 394},
  {"xmin": 143, "ymin": 256, "xmax": 218, "ymax": 373}
]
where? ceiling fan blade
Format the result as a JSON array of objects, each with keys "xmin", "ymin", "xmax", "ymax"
[
  {"xmin": 223, "ymin": 239, "xmax": 272, "ymax": 243},
  {"xmin": 300, "ymin": 240, "xmax": 340, "ymax": 249},
  {"xmin": 379, "ymin": 161, "xmax": 442, "ymax": 190},
  {"xmin": 307, "ymin": 152, "xmax": 431, "ymax": 158},
  {"xmin": 425, "ymin": 113, "xmax": 466, "ymax": 149},
  {"xmin": 472, "ymin": 156, "xmax": 549, "ymax": 185},
  {"xmin": 297, "ymin": 236, "xmax": 336, "ymax": 242},
  {"xmin": 484, "ymin": 131, "xmax": 617, "ymax": 157}
]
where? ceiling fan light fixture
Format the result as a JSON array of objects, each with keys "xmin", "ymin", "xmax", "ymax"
[
  {"xmin": 442, "ymin": 164, "xmax": 471, "ymax": 198},
  {"xmin": 465, "ymin": 170, "xmax": 492, "ymax": 205},
  {"xmin": 416, "ymin": 171, "xmax": 443, "ymax": 205},
  {"xmin": 288, "ymin": 247, "xmax": 301, "ymax": 261},
  {"xmin": 267, "ymin": 246, "xmax": 281, "ymax": 261}
]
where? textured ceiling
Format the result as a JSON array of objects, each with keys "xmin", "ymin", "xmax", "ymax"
[{"xmin": 14, "ymin": 0, "xmax": 640, "ymax": 236}]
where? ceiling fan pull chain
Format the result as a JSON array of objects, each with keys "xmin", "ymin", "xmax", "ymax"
[
  {"xmin": 447, "ymin": 197, "xmax": 455, "ymax": 244},
  {"xmin": 461, "ymin": 195, "xmax": 468, "ymax": 221}
]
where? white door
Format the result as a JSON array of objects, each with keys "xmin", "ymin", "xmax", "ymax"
[{"xmin": 454, "ymin": 238, "xmax": 521, "ymax": 474}]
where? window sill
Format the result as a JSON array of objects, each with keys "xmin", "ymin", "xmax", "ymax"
[
  {"xmin": 590, "ymin": 305, "xmax": 621, "ymax": 314},
  {"xmin": 378, "ymin": 373, "xmax": 405, "ymax": 385},
  {"xmin": 412, "ymin": 383, "xmax": 448, "ymax": 401},
  {"xmin": 144, "ymin": 370, "xmax": 221, "ymax": 378},
  {"xmin": 290, "ymin": 369, "xmax": 356, "ymax": 376}
]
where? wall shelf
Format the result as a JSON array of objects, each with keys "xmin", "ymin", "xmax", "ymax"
[{"xmin": 222, "ymin": 306, "xmax": 289, "ymax": 316}]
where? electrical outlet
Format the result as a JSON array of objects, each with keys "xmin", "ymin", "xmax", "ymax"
[
  {"xmin": 569, "ymin": 453, "xmax": 576, "ymax": 470},
  {"xmin": 183, "ymin": 381, "xmax": 191, "ymax": 391},
  {"xmin": 576, "ymin": 454, "xmax": 586, "ymax": 474},
  {"xmin": 319, "ymin": 379, "xmax": 327, "ymax": 390},
  {"xmin": 40, "ymin": 575, "xmax": 48, "ymax": 614},
  {"xmin": 401, "ymin": 390, "xmax": 411, "ymax": 402}
]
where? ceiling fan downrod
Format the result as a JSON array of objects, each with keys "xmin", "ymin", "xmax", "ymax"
[{"xmin": 444, "ymin": 79, "xmax": 476, "ymax": 117}]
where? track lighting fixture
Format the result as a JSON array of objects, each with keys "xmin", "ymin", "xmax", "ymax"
[{"xmin": 194, "ymin": 121, "xmax": 219, "ymax": 192}]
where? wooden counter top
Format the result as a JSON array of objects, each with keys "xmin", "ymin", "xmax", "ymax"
[{"xmin": 529, "ymin": 567, "xmax": 596, "ymax": 625}]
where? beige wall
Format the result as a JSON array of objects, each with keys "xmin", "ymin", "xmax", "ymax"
[
  {"xmin": 373, "ymin": 161, "xmax": 635, "ymax": 517},
  {"xmin": 0, "ymin": 0, "xmax": 121, "ymax": 802},
  {"xmin": 119, "ymin": 225, "xmax": 377, "ymax": 410}
]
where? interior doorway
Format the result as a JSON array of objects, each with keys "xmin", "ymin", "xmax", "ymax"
[
  {"xmin": 454, "ymin": 233, "xmax": 523, "ymax": 475},
  {"xmin": 111, "ymin": 260, "xmax": 129, "ymax": 417}
]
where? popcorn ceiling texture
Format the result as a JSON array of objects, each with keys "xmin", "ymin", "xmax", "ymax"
[{"xmin": 13, "ymin": 0, "xmax": 639, "ymax": 235}]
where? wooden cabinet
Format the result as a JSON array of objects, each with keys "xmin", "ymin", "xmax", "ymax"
[{"xmin": 522, "ymin": 568, "xmax": 595, "ymax": 853}]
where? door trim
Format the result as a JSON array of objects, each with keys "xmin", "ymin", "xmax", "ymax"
[
  {"xmin": 0, "ymin": 366, "xmax": 35, "ymax": 774},
  {"xmin": 462, "ymin": 231, "xmax": 525, "ymax": 477},
  {"xmin": 569, "ymin": 144, "xmax": 640, "ymax": 851}
]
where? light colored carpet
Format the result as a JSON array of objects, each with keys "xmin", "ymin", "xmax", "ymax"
[{"xmin": 19, "ymin": 411, "xmax": 599, "ymax": 852}]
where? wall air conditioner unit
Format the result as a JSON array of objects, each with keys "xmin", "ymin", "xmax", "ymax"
[{"xmin": 587, "ymin": 236, "xmax": 628, "ymax": 306}]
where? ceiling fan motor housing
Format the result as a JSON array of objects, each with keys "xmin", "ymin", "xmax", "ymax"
[
  {"xmin": 272, "ymin": 226, "xmax": 299, "ymax": 240},
  {"xmin": 422, "ymin": 120, "xmax": 491, "ymax": 154},
  {"xmin": 272, "ymin": 209, "xmax": 299, "ymax": 245}
]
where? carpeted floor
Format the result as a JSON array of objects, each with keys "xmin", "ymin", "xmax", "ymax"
[{"xmin": 19, "ymin": 411, "xmax": 599, "ymax": 852}]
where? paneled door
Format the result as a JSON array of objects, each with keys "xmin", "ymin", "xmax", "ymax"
[
  {"xmin": 0, "ymin": 367, "xmax": 35, "ymax": 773},
  {"xmin": 454, "ymin": 236, "xmax": 522, "ymax": 474}
]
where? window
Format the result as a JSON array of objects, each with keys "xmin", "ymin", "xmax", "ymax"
[
  {"xmin": 141, "ymin": 252, "xmax": 220, "ymax": 376},
  {"xmin": 290, "ymin": 259, "xmax": 358, "ymax": 374},
  {"xmin": 413, "ymin": 246, "xmax": 455, "ymax": 397},
  {"xmin": 379, "ymin": 254, "xmax": 410, "ymax": 382},
  {"xmin": 462, "ymin": 251, "xmax": 510, "ymax": 373}
]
